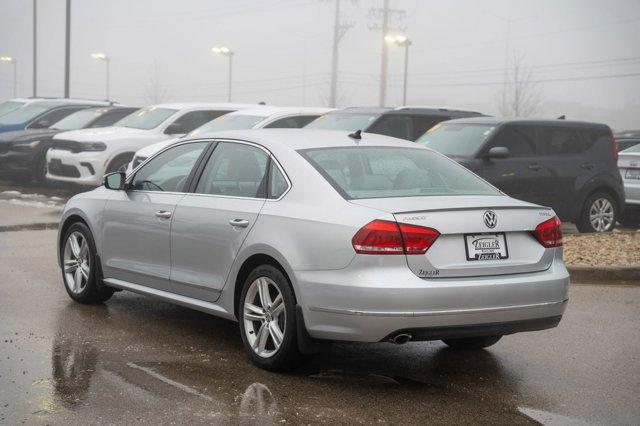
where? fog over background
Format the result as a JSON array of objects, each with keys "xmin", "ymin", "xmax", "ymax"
[{"xmin": 1, "ymin": 0, "xmax": 639, "ymax": 130}]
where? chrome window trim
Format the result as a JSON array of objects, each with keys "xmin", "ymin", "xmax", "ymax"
[{"xmin": 125, "ymin": 137, "xmax": 292, "ymax": 202}]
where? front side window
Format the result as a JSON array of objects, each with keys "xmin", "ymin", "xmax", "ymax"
[
  {"xmin": 417, "ymin": 123, "xmax": 496, "ymax": 157},
  {"xmin": 115, "ymin": 106, "xmax": 177, "ymax": 130},
  {"xmin": 131, "ymin": 142, "xmax": 207, "ymax": 192},
  {"xmin": 166, "ymin": 110, "xmax": 229, "ymax": 135},
  {"xmin": 189, "ymin": 114, "xmax": 265, "ymax": 136},
  {"xmin": 487, "ymin": 126, "xmax": 536, "ymax": 157},
  {"xmin": 301, "ymin": 147, "xmax": 500, "ymax": 199},
  {"xmin": 195, "ymin": 142, "xmax": 268, "ymax": 198},
  {"xmin": 305, "ymin": 113, "xmax": 380, "ymax": 131}
]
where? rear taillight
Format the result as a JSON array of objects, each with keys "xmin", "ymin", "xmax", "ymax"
[
  {"xmin": 533, "ymin": 216, "xmax": 563, "ymax": 248},
  {"xmin": 611, "ymin": 132, "xmax": 618, "ymax": 161},
  {"xmin": 352, "ymin": 220, "xmax": 440, "ymax": 255}
]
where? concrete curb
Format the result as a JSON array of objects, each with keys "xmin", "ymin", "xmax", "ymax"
[
  {"xmin": 568, "ymin": 266, "xmax": 640, "ymax": 285},
  {"xmin": 0, "ymin": 222, "xmax": 59, "ymax": 232}
]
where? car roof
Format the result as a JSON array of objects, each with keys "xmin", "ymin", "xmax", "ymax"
[
  {"xmin": 441, "ymin": 116, "xmax": 610, "ymax": 129},
  {"xmin": 26, "ymin": 99, "xmax": 112, "ymax": 107},
  {"xmin": 189, "ymin": 128, "xmax": 419, "ymax": 151},
  {"xmin": 226, "ymin": 106, "xmax": 334, "ymax": 119},
  {"xmin": 329, "ymin": 106, "xmax": 484, "ymax": 116},
  {"xmin": 149, "ymin": 102, "xmax": 264, "ymax": 111}
]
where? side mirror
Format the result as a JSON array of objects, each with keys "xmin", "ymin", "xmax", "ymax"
[
  {"xmin": 487, "ymin": 146, "xmax": 510, "ymax": 159},
  {"xmin": 104, "ymin": 172, "xmax": 126, "ymax": 190},
  {"xmin": 164, "ymin": 122, "xmax": 184, "ymax": 135}
]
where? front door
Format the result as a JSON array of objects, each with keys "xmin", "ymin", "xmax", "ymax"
[
  {"xmin": 170, "ymin": 141, "xmax": 269, "ymax": 301},
  {"xmin": 101, "ymin": 142, "xmax": 208, "ymax": 291}
]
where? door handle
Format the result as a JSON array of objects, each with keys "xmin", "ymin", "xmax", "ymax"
[
  {"xmin": 229, "ymin": 218, "xmax": 250, "ymax": 228},
  {"xmin": 155, "ymin": 210, "xmax": 172, "ymax": 219},
  {"xmin": 528, "ymin": 164, "xmax": 543, "ymax": 171}
]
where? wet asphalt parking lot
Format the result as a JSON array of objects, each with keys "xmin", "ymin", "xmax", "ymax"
[{"xmin": 1, "ymin": 227, "xmax": 639, "ymax": 425}]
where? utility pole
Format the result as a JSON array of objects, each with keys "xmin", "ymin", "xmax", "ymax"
[
  {"xmin": 64, "ymin": 0, "xmax": 70, "ymax": 98},
  {"xmin": 368, "ymin": 0, "xmax": 406, "ymax": 107},
  {"xmin": 33, "ymin": 0, "xmax": 37, "ymax": 97},
  {"xmin": 329, "ymin": 0, "xmax": 353, "ymax": 108}
]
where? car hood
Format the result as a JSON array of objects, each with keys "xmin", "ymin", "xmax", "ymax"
[
  {"xmin": 349, "ymin": 195, "xmax": 543, "ymax": 214},
  {"xmin": 53, "ymin": 126, "xmax": 151, "ymax": 142},
  {"xmin": 0, "ymin": 129, "xmax": 60, "ymax": 143},
  {"xmin": 135, "ymin": 137, "xmax": 181, "ymax": 158}
]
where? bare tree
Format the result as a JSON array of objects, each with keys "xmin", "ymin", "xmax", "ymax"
[
  {"xmin": 144, "ymin": 61, "xmax": 170, "ymax": 104},
  {"xmin": 496, "ymin": 53, "xmax": 542, "ymax": 117}
]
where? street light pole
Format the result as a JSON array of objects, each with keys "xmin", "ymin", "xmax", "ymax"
[
  {"xmin": 384, "ymin": 34, "xmax": 411, "ymax": 105},
  {"xmin": 212, "ymin": 47, "xmax": 234, "ymax": 102},
  {"xmin": 1, "ymin": 57, "xmax": 17, "ymax": 97},
  {"xmin": 91, "ymin": 53, "xmax": 110, "ymax": 100}
]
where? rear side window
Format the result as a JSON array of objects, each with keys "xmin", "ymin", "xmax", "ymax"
[
  {"xmin": 268, "ymin": 163, "xmax": 288, "ymax": 198},
  {"xmin": 300, "ymin": 147, "xmax": 500, "ymax": 199},
  {"xmin": 169, "ymin": 110, "xmax": 229, "ymax": 134},
  {"xmin": 367, "ymin": 114, "xmax": 413, "ymax": 140},
  {"xmin": 264, "ymin": 115, "xmax": 319, "ymax": 129},
  {"xmin": 195, "ymin": 142, "xmax": 269, "ymax": 198},
  {"xmin": 539, "ymin": 127, "xmax": 582, "ymax": 155}
]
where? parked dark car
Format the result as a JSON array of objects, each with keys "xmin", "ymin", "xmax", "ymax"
[
  {"xmin": 614, "ymin": 131, "xmax": 640, "ymax": 152},
  {"xmin": 417, "ymin": 117, "xmax": 624, "ymax": 233},
  {"xmin": 0, "ymin": 106, "xmax": 137, "ymax": 182},
  {"xmin": 0, "ymin": 99, "xmax": 111, "ymax": 134},
  {"xmin": 305, "ymin": 106, "xmax": 484, "ymax": 141}
]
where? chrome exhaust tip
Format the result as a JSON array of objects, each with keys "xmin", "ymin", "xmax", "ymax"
[{"xmin": 392, "ymin": 333, "xmax": 413, "ymax": 345}]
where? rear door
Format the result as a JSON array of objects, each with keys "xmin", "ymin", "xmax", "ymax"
[
  {"xmin": 170, "ymin": 141, "xmax": 270, "ymax": 301},
  {"xmin": 101, "ymin": 142, "xmax": 208, "ymax": 291}
]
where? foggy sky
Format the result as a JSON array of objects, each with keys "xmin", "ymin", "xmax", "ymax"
[{"xmin": 1, "ymin": 0, "xmax": 639, "ymax": 129}]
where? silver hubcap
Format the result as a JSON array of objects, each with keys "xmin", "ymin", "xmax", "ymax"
[
  {"xmin": 243, "ymin": 277, "xmax": 285, "ymax": 358},
  {"xmin": 63, "ymin": 231, "xmax": 90, "ymax": 294},
  {"xmin": 589, "ymin": 198, "xmax": 614, "ymax": 232}
]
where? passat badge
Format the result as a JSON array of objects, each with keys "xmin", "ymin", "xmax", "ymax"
[{"xmin": 483, "ymin": 210, "xmax": 497, "ymax": 228}]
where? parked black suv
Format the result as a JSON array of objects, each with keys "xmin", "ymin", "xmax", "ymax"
[
  {"xmin": 305, "ymin": 106, "xmax": 484, "ymax": 141},
  {"xmin": 0, "ymin": 106, "xmax": 137, "ymax": 182},
  {"xmin": 417, "ymin": 117, "xmax": 625, "ymax": 233}
]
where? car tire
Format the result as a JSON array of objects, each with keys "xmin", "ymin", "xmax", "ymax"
[
  {"xmin": 60, "ymin": 222, "xmax": 114, "ymax": 304},
  {"xmin": 238, "ymin": 264, "xmax": 303, "ymax": 372},
  {"xmin": 576, "ymin": 191, "xmax": 618, "ymax": 233},
  {"xmin": 619, "ymin": 206, "xmax": 640, "ymax": 228},
  {"xmin": 106, "ymin": 154, "xmax": 133, "ymax": 174},
  {"xmin": 442, "ymin": 335, "xmax": 502, "ymax": 350},
  {"xmin": 34, "ymin": 154, "xmax": 48, "ymax": 183}
]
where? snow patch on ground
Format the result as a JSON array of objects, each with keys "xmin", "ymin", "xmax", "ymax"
[{"xmin": 0, "ymin": 190, "xmax": 65, "ymax": 210}]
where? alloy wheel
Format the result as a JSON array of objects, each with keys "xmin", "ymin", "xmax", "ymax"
[
  {"xmin": 63, "ymin": 231, "xmax": 91, "ymax": 294},
  {"xmin": 588, "ymin": 198, "xmax": 614, "ymax": 232},
  {"xmin": 243, "ymin": 277, "xmax": 286, "ymax": 358}
]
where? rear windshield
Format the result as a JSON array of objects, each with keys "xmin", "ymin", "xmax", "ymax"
[
  {"xmin": 0, "ymin": 101, "xmax": 25, "ymax": 117},
  {"xmin": 189, "ymin": 114, "xmax": 264, "ymax": 136},
  {"xmin": 115, "ymin": 106, "xmax": 177, "ymax": 130},
  {"xmin": 623, "ymin": 143, "xmax": 640, "ymax": 153},
  {"xmin": 305, "ymin": 113, "xmax": 380, "ymax": 131},
  {"xmin": 0, "ymin": 105, "xmax": 49, "ymax": 125},
  {"xmin": 416, "ymin": 122, "xmax": 496, "ymax": 157},
  {"xmin": 300, "ymin": 147, "xmax": 500, "ymax": 199}
]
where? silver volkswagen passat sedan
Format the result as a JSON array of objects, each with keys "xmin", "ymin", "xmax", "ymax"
[{"xmin": 57, "ymin": 129, "xmax": 569, "ymax": 371}]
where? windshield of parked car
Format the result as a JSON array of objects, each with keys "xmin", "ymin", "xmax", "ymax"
[
  {"xmin": 622, "ymin": 143, "xmax": 640, "ymax": 153},
  {"xmin": 188, "ymin": 114, "xmax": 265, "ymax": 136},
  {"xmin": 51, "ymin": 109, "xmax": 106, "ymax": 130},
  {"xmin": 301, "ymin": 146, "xmax": 500, "ymax": 199},
  {"xmin": 305, "ymin": 113, "xmax": 380, "ymax": 131},
  {"xmin": 0, "ymin": 105, "xmax": 49, "ymax": 125},
  {"xmin": 0, "ymin": 101, "xmax": 25, "ymax": 117},
  {"xmin": 416, "ymin": 123, "xmax": 496, "ymax": 157},
  {"xmin": 114, "ymin": 106, "xmax": 177, "ymax": 130}
]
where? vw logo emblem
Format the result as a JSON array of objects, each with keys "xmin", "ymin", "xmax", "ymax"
[{"xmin": 483, "ymin": 210, "xmax": 497, "ymax": 228}]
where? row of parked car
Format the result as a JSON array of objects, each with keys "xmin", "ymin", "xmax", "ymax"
[{"xmin": 0, "ymin": 97, "xmax": 638, "ymax": 232}]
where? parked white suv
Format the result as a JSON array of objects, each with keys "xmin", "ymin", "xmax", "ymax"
[
  {"xmin": 126, "ymin": 107, "xmax": 333, "ymax": 174},
  {"xmin": 46, "ymin": 103, "xmax": 259, "ymax": 186}
]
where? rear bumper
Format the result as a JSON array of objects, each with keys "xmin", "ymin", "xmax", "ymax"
[{"xmin": 295, "ymin": 253, "xmax": 569, "ymax": 342}]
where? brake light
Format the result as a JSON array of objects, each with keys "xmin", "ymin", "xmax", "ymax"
[
  {"xmin": 611, "ymin": 132, "xmax": 618, "ymax": 161},
  {"xmin": 352, "ymin": 220, "xmax": 440, "ymax": 255},
  {"xmin": 533, "ymin": 216, "xmax": 563, "ymax": 248}
]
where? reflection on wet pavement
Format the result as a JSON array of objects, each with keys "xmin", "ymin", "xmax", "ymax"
[{"xmin": 1, "ymin": 230, "xmax": 639, "ymax": 424}]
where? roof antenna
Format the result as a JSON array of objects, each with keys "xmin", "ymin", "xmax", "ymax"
[
  {"xmin": 557, "ymin": 115, "xmax": 565, "ymax": 119},
  {"xmin": 348, "ymin": 129, "xmax": 362, "ymax": 140}
]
